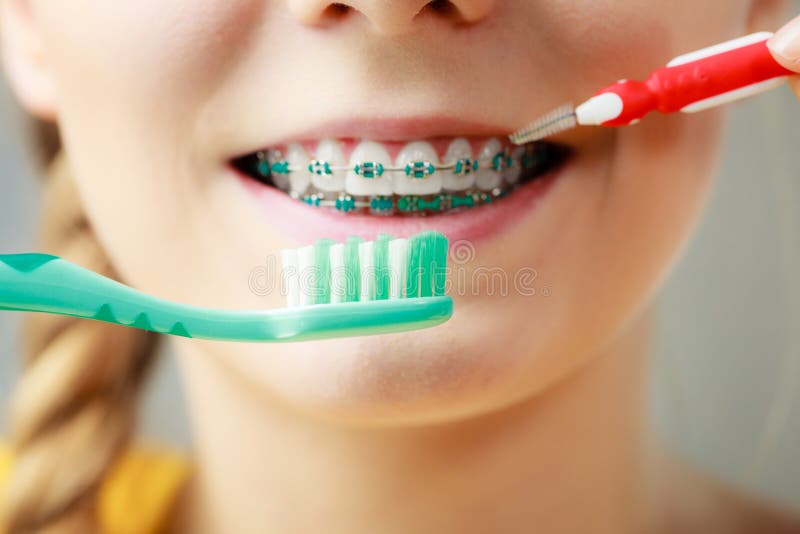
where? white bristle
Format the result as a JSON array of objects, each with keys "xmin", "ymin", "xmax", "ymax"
[
  {"xmin": 329, "ymin": 243, "xmax": 346, "ymax": 304},
  {"xmin": 358, "ymin": 241, "xmax": 375, "ymax": 302},
  {"xmin": 281, "ymin": 248, "xmax": 299, "ymax": 307},
  {"xmin": 280, "ymin": 232, "xmax": 449, "ymax": 307},
  {"xmin": 388, "ymin": 238, "xmax": 408, "ymax": 299},
  {"xmin": 509, "ymin": 104, "xmax": 577, "ymax": 145},
  {"xmin": 297, "ymin": 245, "xmax": 315, "ymax": 307}
]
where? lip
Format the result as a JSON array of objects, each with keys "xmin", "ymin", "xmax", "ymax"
[
  {"xmin": 234, "ymin": 115, "xmax": 519, "ymax": 160},
  {"xmin": 230, "ymin": 159, "xmax": 571, "ymax": 244},
  {"xmin": 284, "ymin": 115, "xmax": 515, "ymax": 142}
]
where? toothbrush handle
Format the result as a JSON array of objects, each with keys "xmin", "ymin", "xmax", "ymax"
[
  {"xmin": 576, "ymin": 32, "xmax": 794, "ymax": 127},
  {"xmin": 0, "ymin": 254, "xmax": 453, "ymax": 342},
  {"xmin": 0, "ymin": 253, "xmax": 197, "ymax": 335}
]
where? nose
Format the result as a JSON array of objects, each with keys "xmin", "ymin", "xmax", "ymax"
[{"xmin": 287, "ymin": 0, "xmax": 496, "ymax": 35}]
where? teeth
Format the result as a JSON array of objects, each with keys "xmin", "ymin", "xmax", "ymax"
[
  {"xmin": 474, "ymin": 138, "xmax": 503, "ymax": 191},
  {"xmin": 346, "ymin": 140, "xmax": 394, "ymax": 196},
  {"xmin": 394, "ymin": 141, "xmax": 442, "ymax": 195},
  {"xmin": 285, "ymin": 143, "xmax": 312, "ymax": 194},
  {"xmin": 441, "ymin": 138, "xmax": 475, "ymax": 192},
  {"xmin": 312, "ymin": 139, "xmax": 347, "ymax": 192},
  {"xmin": 505, "ymin": 146, "xmax": 525, "ymax": 185},
  {"xmin": 254, "ymin": 136, "xmax": 542, "ymax": 206},
  {"xmin": 268, "ymin": 151, "xmax": 291, "ymax": 191}
]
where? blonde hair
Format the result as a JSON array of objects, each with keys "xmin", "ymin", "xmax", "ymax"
[{"xmin": 0, "ymin": 123, "xmax": 160, "ymax": 532}]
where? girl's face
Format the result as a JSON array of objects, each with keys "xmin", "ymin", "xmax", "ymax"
[{"xmin": 2, "ymin": 0, "xmax": 783, "ymax": 424}]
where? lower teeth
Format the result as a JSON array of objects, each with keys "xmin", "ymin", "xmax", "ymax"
[
  {"xmin": 292, "ymin": 188, "xmax": 507, "ymax": 216},
  {"xmin": 234, "ymin": 142, "xmax": 569, "ymax": 216}
]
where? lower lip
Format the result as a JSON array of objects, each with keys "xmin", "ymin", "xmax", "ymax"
[{"xmin": 231, "ymin": 163, "xmax": 570, "ymax": 244}]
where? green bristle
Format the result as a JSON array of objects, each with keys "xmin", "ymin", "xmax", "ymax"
[
  {"xmin": 405, "ymin": 233, "xmax": 422, "ymax": 298},
  {"xmin": 432, "ymin": 233, "xmax": 449, "ymax": 297},
  {"xmin": 298, "ymin": 232, "xmax": 446, "ymax": 306},
  {"xmin": 344, "ymin": 236, "xmax": 362, "ymax": 302},
  {"xmin": 313, "ymin": 238, "xmax": 334, "ymax": 304},
  {"xmin": 417, "ymin": 233, "xmax": 434, "ymax": 298},
  {"xmin": 406, "ymin": 231, "xmax": 449, "ymax": 298},
  {"xmin": 374, "ymin": 234, "xmax": 392, "ymax": 301}
]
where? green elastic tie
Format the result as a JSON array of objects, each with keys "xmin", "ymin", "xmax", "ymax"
[
  {"xmin": 309, "ymin": 161, "xmax": 332, "ymax": 176},
  {"xmin": 405, "ymin": 161, "xmax": 435, "ymax": 179},
  {"xmin": 492, "ymin": 152, "xmax": 512, "ymax": 172},
  {"xmin": 397, "ymin": 196, "xmax": 419, "ymax": 212},
  {"xmin": 450, "ymin": 195, "xmax": 475, "ymax": 209},
  {"xmin": 355, "ymin": 162, "xmax": 384, "ymax": 178},
  {"xmin": 302, "ymin": 195, "xmax": 321, "ymax": 207},
  {"xmin": 455, "ymin": 159, "xmax": 478, "ymax": 176},
  {"xmin": 335, "ymin": 196, "xmax": 355, "ymax": 212},
  {"xmin": 417, "ymin": 196, "xmax": 442, "ymax": 212},
  {"xmin": 371, "ymin": 197, "xmax": 393, "ymax": 212},
  {"xmin": 271, "ymin": 161, "xmax": 290, "ymax": 174}
]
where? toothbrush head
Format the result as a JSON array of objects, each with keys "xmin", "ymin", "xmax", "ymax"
[
  {"xmin": 509, "ymin": 103, "xmax": 577, "ymax": 145},
  {"xmin": 281, "ymin": 231, "xmax": 449, "ymax": 307}
]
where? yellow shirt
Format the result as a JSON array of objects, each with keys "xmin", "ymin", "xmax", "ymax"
[{"xmin": 0, "ymin": 443, "xmax": 189, "ymax": 534}]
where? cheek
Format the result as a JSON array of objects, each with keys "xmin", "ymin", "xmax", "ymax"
[
  {"xmin": 594, "ymin": 112, "xmax": 725, "ymax": 313},
  {"xmin": 525, "ymin": 0, "xmax": 749, "ymax": 84},
  {"xmin": 35, "ymin": 0, "xmax": 262, "ymax": 100},
  {"xmin": 36, "ymin": 0, "xmax": 263, "ymax": 157}
]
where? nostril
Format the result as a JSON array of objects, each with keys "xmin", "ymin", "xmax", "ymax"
[
  {"xmin": 329, "ymin": 3, "xmax": 350, "ymax": 14},
  {"xmin": 320, "ymin": 2, "xmax": 351, "ymax": 22},
  {"xmin": 424, "ymin": 0, "xmax": 457, "ymax": 15}
]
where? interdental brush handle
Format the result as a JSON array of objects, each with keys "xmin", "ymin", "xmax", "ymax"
[{"xmin": 575, "ymin": 32, "xmax": 794, "ymax": 127}]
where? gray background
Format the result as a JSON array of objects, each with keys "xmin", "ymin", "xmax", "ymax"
[{"xmin": 1, "ymin": 24, "xmax": 800, "ymax": 510}]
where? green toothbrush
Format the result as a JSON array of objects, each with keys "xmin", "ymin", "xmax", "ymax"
[{"xmin": 0, "ymin": 231, "xmax": 452, "ymax": 342}]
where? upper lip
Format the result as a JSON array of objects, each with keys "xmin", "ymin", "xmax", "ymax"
[
  {"xmin": 287, "ymin": 115, "xmax": 515, "ymax": 141},
  {"xmin": 234, "ymin": 114, "xmax": 518, "ymax": 155}
]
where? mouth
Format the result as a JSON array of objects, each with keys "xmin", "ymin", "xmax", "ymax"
[
  {"xmin": 232, "ymin": 135, "xmax": 571, "ymax": 217},
  {"xmin": 228, "ymin": 116, "xmax": 575, "ymax": 242}
]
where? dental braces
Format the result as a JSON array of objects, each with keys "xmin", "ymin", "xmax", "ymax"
[
  {"xmin": 239, "ymin": 142, "xmax": 566, "ymax": 215},
  {"xmin": 291, "ymin": 186, "xmax": 513, "ymax": 215},
  {"xmin": 255, "ymin": 146, "xmax": 543, "ymax": 180}
]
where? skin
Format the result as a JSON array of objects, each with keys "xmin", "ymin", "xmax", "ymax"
[{"xmin": 2, "ymin": 1, "xmax": 800, "ymax": 532}]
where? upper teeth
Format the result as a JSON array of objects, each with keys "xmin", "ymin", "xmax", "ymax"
[
  {"xmin": 346, "ymin": 140, "xmax": 393, "ymax": 196},
  {"xmin": 285, "ymin": 143, "xmax": 312, "ymax": 194},
  {"xmin": 474, "ymin": 138, "xmax": 504, "ymax": 191},
  {"xmin": 394, "ymin": 141, "xmax": 442, "ymax": 196},
  {"xmin": 505, "ymin": 146, "xmax": 526, "ymax": 185},
  {"xmin": 312, "ymin": 139, "xmax": 347, "ymax": 192},
  {"xmin": 441, "ymin": 138, "xmax": 475, "ymax": 191},
  {"xmin": 266, "ymin": 136, "xmax": 520, "ymax": 197}
]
